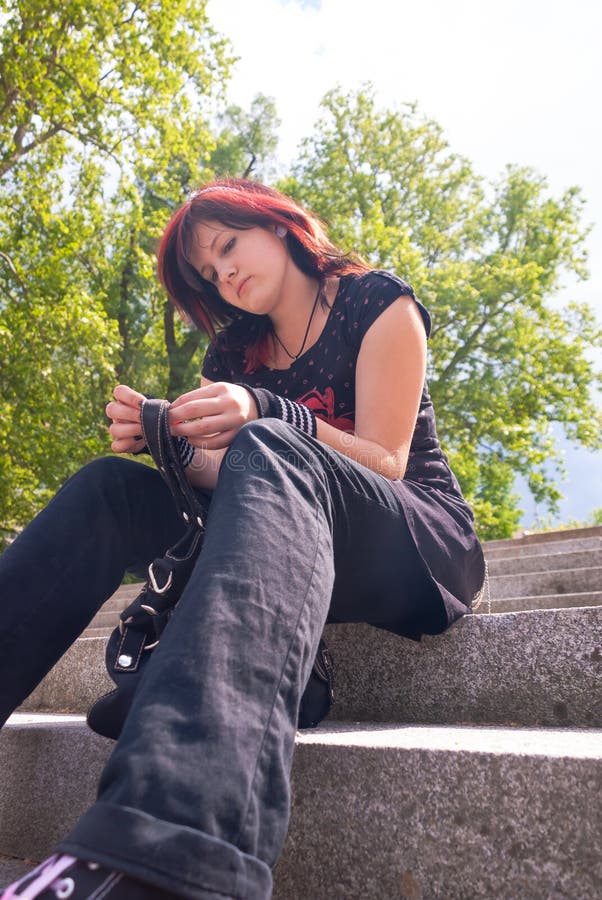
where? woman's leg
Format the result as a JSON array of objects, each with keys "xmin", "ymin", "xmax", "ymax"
[
  {"xmin": 0, "ymin": 457, "xmax": 189, "ymax": 726},
  {"xmin": 55, "ymin": 420, "xmax": 441, "ymax": 900}
]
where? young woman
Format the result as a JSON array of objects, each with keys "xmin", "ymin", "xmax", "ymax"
[{"xmin": 1, "ymin": 179, "xmax": 485, "ymax": 899}]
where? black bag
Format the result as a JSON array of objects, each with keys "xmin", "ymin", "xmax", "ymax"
[{"xmin": 87, "ymin": 398, "xmax": 334, "ymax": 740}]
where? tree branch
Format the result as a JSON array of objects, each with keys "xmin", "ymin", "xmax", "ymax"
[{"xmin": 0, "ymin": 123, "xmax": 64, "ymax": 178}]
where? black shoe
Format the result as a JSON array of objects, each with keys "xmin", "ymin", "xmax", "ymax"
[{"xmin": 2, "ymin": 854, "xmax": 174, "ymax": 899}]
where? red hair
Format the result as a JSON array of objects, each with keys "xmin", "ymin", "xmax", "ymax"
[{"xmin": 157, "ymin": 178, "xmax": 368, "ymax": 372}]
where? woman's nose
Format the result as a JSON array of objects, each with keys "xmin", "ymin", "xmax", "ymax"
[{"xmin": 216, "ymin": 261, "xmax": 236, "ymax": 285}]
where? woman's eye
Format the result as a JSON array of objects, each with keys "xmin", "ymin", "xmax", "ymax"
[{"xmin": 224, "ymin": 238, "xmax": 235, "ymax": 253}]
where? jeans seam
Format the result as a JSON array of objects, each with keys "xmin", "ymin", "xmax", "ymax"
[{"xmin": 232, "ymin": 497, "xmax": 325, "ymax": 851}]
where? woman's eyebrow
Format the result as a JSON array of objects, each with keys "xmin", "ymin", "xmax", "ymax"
[{"xmin": 193, "ymin": 230, "xmax": 223, "ymax": 274}]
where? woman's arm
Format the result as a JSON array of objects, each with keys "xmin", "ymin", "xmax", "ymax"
[
  {"xmin": 169, "ymin": 295, "xmax": 426, "ymax": 482},
  {"xmin": 315, "ymin": 294, "xmax": 426, "ymax": 480}
]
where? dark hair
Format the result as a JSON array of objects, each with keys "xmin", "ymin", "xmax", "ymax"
[{"xmin": 157, "ymin": 178, "xmax": 368, "ymax": 372}]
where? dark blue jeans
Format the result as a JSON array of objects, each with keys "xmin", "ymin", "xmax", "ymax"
[{"xmin": 0, "ymin": 420, "xmax": 444, "ymax": 898}]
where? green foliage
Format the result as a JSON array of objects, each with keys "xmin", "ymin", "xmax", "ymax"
[
  {"xmin": 1, "ymin": 25, "xmax": 599, "ymax": 546},
  {"xmin": 0, "ymin": 2, "xmax": 286, "ymax": 545},
  {"xmin": 0, "ymin": 158, "xmax": 120, "ymax": 542},
  {"xmin": 0, "ymin": 0, "xmax": 232, "ymax": 543},
  {"xmin": 0, "ymin": 0, "xmax": 232, "ymax": 177},
  {"xmin": 282, "ymin": 86, "xmax": 601, "ymax": 538},
  {"xmin": 528, "ymin": 507, "xmax": 602, "ymax": 532},
  {"xmin": 209, "ymin": 94, "xmax": 281, "ymax": 180}
]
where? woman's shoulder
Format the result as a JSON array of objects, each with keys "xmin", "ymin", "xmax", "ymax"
[
  {"xmin": 341, "ymin": 269, "xmax": 431, "ymax": 338},
  {"xmin": 345, "ymin": 269, "xmax": 417, "ymax": 299}
]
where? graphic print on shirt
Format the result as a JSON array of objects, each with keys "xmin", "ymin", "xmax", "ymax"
[{"xmin": 297, "ymin": 386, "xmax": 355, "ymax": 432}]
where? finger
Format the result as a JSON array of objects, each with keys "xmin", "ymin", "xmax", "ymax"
[
  {"xmin": 170, "ymin": 383, "xmax": 221, "ymax": 410},
  {"xmin": 170, "ymin": 413, "xmax": 231, "ymax": 438},
  {"xmin": 111, "ymin": 436, "xmax": 145, "ymax": 454},
  {"xmin": 109, "ymin": 421, "xmax": 144, "ymax": 440},
  {"xmin": 113, "ymin": 384, "xmax": 146, "ymax": 407},
  {"xmin": 106, "ymin": 400, "xmax": 142, "ymax": 423},
  {"xmin": 168, "ymin": 397, "xmax": 222, "ymax": 424}
]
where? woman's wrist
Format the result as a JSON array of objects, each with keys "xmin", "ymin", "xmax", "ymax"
[{"xmin": 236, "ymin": 384, "xmax": 317, "ymax": 438}]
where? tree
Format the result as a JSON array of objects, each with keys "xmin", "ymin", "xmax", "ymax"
[
  {"xmin": 0, "ymin": 0, "xmax": 234, "ymax": 545},
  {"xmin": 0, "ymin": 156, "xmax": 120, "ymax": 544},
  {"xmin": 0, "ymin": 0, "xmax": 232, "ymax": 178},
  {"xmin": 0, "ymin": 3, "xmax": 284, "ymax": 546},
  {"xmin": 209, "ymin": 94, "xmax": 281, "ymax": 181},
  {"xmin": 281, "ymin": 86, "xmax": 602, "ymax": 538}
]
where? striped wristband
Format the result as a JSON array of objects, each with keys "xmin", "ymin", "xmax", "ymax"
[
  {"xmin": 237, "ymin": 385, "xmax": 317, "ymax": 438},
  {"xmin": 175, "ymin": 436, "xmax": 195, "ymax": 468}
]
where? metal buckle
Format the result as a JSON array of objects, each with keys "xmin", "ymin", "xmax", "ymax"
[
  {"xmin": 148, "ymin": 563, "xmax": 173, "ymax": 595},
  {"xmin": 117, "ymin": 618, "xmax": 159, "ymax": 651}
]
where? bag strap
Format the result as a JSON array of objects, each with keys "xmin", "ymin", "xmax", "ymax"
[
  {"xmin": 139, "ymin": 398, "xmax": 205, "ymax": 530},
  {"xmin": 114, "ymin": 399, "xmax": 206, "ymax": 658}
]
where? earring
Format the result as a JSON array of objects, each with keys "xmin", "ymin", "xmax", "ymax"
[{"xmin": 275, "ymin": 225, "xmax": 287, "ymax": 238}]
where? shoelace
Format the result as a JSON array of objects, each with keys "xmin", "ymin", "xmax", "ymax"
[
  {"xmin": 2, "ymin": 855, "xmax": 78, "ymax": 900},
  {"xmin": 2, "ymin": 856, "xmax": 124, "ymax": 900}
]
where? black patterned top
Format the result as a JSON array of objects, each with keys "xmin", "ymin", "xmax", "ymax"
[
  {"xmin": 201, "ymin": 269, "xmax": 485, "ymax": 629},
  {"xmin": 202, "ymin": 270, "xmax": 465, "ymax": 501}
]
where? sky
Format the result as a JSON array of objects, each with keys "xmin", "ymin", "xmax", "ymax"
[{"xmin": 206, "ymin": 0, "xmax": 601, "ymax": 526}]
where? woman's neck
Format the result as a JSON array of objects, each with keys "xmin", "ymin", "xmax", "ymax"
[{"xmin": 266, "ymin": 276, "xmax": 339, "ymax": 369}]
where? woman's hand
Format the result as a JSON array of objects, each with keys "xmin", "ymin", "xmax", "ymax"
[
  {"xmin": 169, "ymin": 382, "xmax": 258, "ymax": 450},
  {"xmin": 106, "ymin": 384, "xmax": 146, "ymax": 454}
]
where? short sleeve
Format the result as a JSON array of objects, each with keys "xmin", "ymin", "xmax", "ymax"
[
  {"xmin": 201, "ymin": 336, "xmax": 233, "ymax": 382},
  {"xmin": 350, "ymin": 270, "xmax": 431, "ymax": 349}
]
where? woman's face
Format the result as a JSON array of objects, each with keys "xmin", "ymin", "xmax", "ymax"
[{"xmin": 188, "ymin": 219, "xmax": 292, "ymax": 316}]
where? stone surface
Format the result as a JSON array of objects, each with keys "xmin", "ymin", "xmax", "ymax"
[
  {"xmin": 20, "ymin": 607, "xmax": 602, "ymax": 728},
  {"xmin": 488, "ymin": 565, "xmax": 602, "ymax": 599},
  {"xmin": 483, "ymin": 534, "xmax": 602, "ymax": 561},
  {"xmin": 274, "ymin": 723, "xmax": 602, "ymax": 900},
  {"xmin": 477, "ymin": 590, "xmax": 602, "ymax": 614},
  {"xmin": 324, "ymin": 608, "xmax": 602, "ymax": 727},
  {"xmin": 487, "ymin": 547, "xmax": 602, "ymax": 576},
  {"xmin": 2, "ymin": 716, "xmax": 601, "ymax": 900},
  {"xmin": 0, "ymin": 854, "xmax": 33, "ymax": 887},
  {"xmin": 485, "ymin": 524, "xmax": 602, "ymax": 550},
  {"xmin": 0, "ymin": 716, "xmax": 111, "ymax": 859},
  {"xmin": 21, "ymin": 637, "xmax": 113, "ymax": 714}
]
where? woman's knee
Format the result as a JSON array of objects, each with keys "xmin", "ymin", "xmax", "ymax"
[
  {"xmin": 226, "ymin": 418, "xmax": 305, "ymax": 468},
  {"xmin": 61, "ymin": 456, "xmax": 165, "ymax": 516},
  {"xmin": 72, "ymin": 455, "xmax": 138, "ymax": 489}
]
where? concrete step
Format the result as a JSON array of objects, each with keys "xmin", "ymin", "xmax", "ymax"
[
  {"xmin": 86, "ymin": 610, "xmax": 120, "ymax": 630},
  {"xmin": 80, "ymin": 626, "xmax": 113, "ymax": 639},
  {"xmin": 487, "ymin": 547, "xmax": 602, "ymax": 576},
  {"xmin": 488, "ymin": 565, "xmax": 602, "ymax": 599},
  {"xmin": 88, "ymin": 537, "xmax": 600, "ymax": 636},
  {"xmin": 483, "ymin": 534, "xmax": 602, "ymax": 561},
  {"xmin": 74, "ymin": 591, "xmax": 601, "ymax": 634},
  {"xmin": 484, "ymin": 524, "xmax": 602, "ymax": 551},
  {"xmin": 0, "ymin": 854, "xmax": 31, "ymax": 887},
  {"xmin": 474, "ymin": 590, "xmax": 602, "ymax": 614},
  {"xmin": 85, "ymin": 589, "xmax": 602, "ymax": 640},
  {"xmin": 19, "ymin": 606, "xmax": 602, "ymax": 728},
  {"xmin": 1, "ymin": 714, "xmax": 600, "ymax": 900}
]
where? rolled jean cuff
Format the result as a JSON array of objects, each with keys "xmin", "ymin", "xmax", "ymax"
[{"xmin": 58, "ymin": 801, "xmax": 272, "ymax": 900}]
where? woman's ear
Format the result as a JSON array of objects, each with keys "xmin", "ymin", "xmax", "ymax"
[{"xmin": 274, "ymin": 224, "xmax": 287, "ymax": 238}]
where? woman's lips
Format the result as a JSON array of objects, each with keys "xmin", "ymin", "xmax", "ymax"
[{"xmin": 237, "ymin": 277, "xmax": 250, "ymax": 297}]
